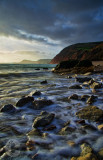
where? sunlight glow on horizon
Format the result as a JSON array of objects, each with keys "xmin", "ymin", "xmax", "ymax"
[{"xmin": 0, "ymin": 36, "xmax": 62, "ymax": 63}]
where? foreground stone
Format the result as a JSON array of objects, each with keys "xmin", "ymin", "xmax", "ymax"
[
  {"xmin": 68, "ymin": 94, "xmax": 78, "ymax": 100},
  {"xmin": 81, "ymin": 95, "xmax": 89, "ymax": 101},
  {"xmin": 88, "ymin": 79, "xmax": 95, "ymax": 85},
  {"xmin": 69, "ymin": 85, "xmax": 82, "ymax": 89},
  {"xmin": 41, "ymin": 80, "xmax": 47, "ymax": 84},
  {"xmin": 32, "ymin": 90, "xmax": 41, "ymax": 96},
  {"xmin": 98, "ymin": 148, "xmax": 103, "ymax": 158},
  {"xmin": 76, "ymin": 77, "xmax": 92, "ymax": 83},
  {"xmin": 32, "ymin": 99, "xmax": 53, "ymax": 109},
  {"xmin": 0, "ymin": 104, "xmax": 17, "ymax": 113},
  {"xmin": 71, "ymin": 143, "xmax": 98, "ymax": 160},
  {"xmin": 90, "ymin": 82, "xmax": 102, "ymax": 89},
  {"xmin": 27, "ymin": 128, "xmax": 42, "ymax": 136},
  {"xmin": 76, "ymin": 106, "xmax": 103, "ymax": 121},
  {"xmin": 59, "ymin": 126, "xmax": 76, "ymax": 135},
  {"xmin": 33, "ymin": 111, "xmax": 55, "ymax": 128},
  {"xmin": 86, "ymin": 95, "xmax": 97, "ymax": 104},
  {"xmin": 16, "ymin": 96, "xmax": 34, "ymax": 107},
  {"xmin": 98, "ymin": 124, "xmax": 103, "ymax": 131}
]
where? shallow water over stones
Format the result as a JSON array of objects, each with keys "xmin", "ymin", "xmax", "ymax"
[{"xmin": 0, "ymin": 69, "xmax": 103, "ymax": 160}]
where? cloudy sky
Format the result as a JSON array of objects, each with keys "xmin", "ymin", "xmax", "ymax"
[{"xmin": 0, "ymin": 0, "xmax": 103, "ymax": 63}]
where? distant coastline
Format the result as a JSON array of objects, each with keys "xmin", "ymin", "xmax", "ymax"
[{"xmin": 18, "ymin": 59, "xmax": 51, "ymax": 64}]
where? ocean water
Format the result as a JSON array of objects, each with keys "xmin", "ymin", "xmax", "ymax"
[{"xmin": 0, "ymin": 64, "xmax": 103, "ymax": 160}]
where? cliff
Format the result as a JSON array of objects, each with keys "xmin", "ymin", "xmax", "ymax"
[{"xmin": 50, "ymin": 41, "xmax": 103, "ymax": 64}]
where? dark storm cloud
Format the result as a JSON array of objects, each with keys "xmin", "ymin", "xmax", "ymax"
[{"xmin": 0, "ymin": 0, "xmax": 103, "ymax": 46}]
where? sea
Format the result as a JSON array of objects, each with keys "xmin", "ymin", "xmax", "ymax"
[{"xmin": 0, "ymin": 64, "xmax": 103, "ymax": 160}]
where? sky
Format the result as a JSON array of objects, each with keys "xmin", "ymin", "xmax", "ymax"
[{"xmin": 0, "ymin": 0, "xmax": 103, "ymax": 63}]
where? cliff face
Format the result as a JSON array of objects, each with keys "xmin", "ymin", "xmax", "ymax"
[{"xmin": 50, "ymin": 42, "xmax": 103, "ymax": 64}]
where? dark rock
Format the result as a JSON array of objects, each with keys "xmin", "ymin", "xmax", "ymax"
[
  {"xmin": 27, "ymin": 128, "xmax": 42, "ymax": 136},
  {"xmin": 32, "ymin": 91, "xmax": 41, "ymax": 96},
  {"xmin": 81, "ymin": 95, "xmax": 90, "ymax": 101},
  {"xmin": 33, "ymin": 111, "xmax": 55, "ymax": 128},
  {"xmin": 59, "ymin": 126, "xmax": 76, "ymax": 135},
  {"xmin": 76, "ymin": 60, "xmax": 93, "ymax": 68},
  {"xmin": 0, "ymin": 147, "xmax": 6, "ymax": 157},
  {"xmin": 55, "ymin": 60, "xmax": 79, "ymax": 70},
  {"xmin": 35, "ymin": 68, "xmax": 40, "ymax": 70},
  {"xmin": 43, "ymin": 125, "xmax": 56, "ymax": 131},
  {"xmin": 32, "ymin": 99, "xmax": 53, "ymax": 109},
  {"xmin": 75, "ymin": 120, "xmax": 85, "ymax": 124},
  {"xmin": 41, "ymin": 80, "xmax": 47, "ymax": 84},
  {"xmin": 81, "ymin": 124, "xmax": 97, "ymax": 131},
  {"xmin": 0, "ymin": 125, "xmax": 23, "ymax": 135},
  {"xmin": 68, "ymin": 76, "xmax": 72, "ymax": 79},
  {"xmin": 43, "ymin": 67, "xmax": 48, "ymax": 70},
  {"xmin": 16, "ymin": 96, "xmax": 34, "ymax": 107},
  {"xmin": 88, "ymin": 79, "xmax": 95, "ymax": 85},
  {"xmin": 86, "ymin": 95, "xmax": 97, "ymax": 104},
  {"xmin": 81, "ymin": 95, "xmax": 89, "ymax": 101},
  {"xmin": 0, "ymin": 104, "xmax": 17, "ymax": 113},
  {"xmin": 68, "ymin": 94, "xmax": 78, "ymax": 100},
  {"xmin": 69, "ymin": 85, "xmax": 82, "ymax": 89},
  {"xmin": 63, "ymin": 120, "xmax": 71, "ymax": 126},
  {"xmin": 90, "ymin": 82, "xmax": 102, "ymax": 89},
  {"xmin": 76, "ymin": 106, "xmax": 103, "ymax": 121},
  {"xmin": 76, "ymin": 77, "xmax": 92, "ymax": 83}
]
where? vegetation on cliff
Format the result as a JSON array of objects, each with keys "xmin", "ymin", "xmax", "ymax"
[{"xmin": 50, "ymin": 41, "xmax": 103, "ymax": 64}]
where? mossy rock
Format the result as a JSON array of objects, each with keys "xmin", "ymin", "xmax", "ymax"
[
  {"xmin": 76, "ymin": 106, "xmax": 103, "ymax": 121},
  {"xmin": 71, "ymin": 143, "xmax": 98, "ymax": 160},
  {"xmin": 71, "ymin": 153, "xmax": 98, "ymax": 160}
]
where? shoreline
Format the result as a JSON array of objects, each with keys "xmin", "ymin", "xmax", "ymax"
[{"xmin": 0, "ymin": 66, "xmax": 103, "ymax": 160}]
